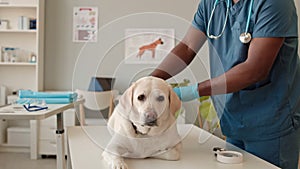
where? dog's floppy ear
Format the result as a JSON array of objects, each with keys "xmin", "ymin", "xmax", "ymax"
[
  {"xmin": 118, "ymin": 83, "xmax": 136, "ymax": 116},
  {"xmin": 169, "ymin": 85, "xmax": 181, "ymax": 116}
]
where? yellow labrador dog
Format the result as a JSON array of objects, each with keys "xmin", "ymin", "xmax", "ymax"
[{"xmin": 102, "ymin": 76, "xmax": 182, "ymax": 169}]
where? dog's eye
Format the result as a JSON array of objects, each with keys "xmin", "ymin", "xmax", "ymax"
[
  {"xmin": 137, "ymin": 94, "xmax": 146, "ymax": 101},
  {"xmin": 157, "ymin": 96, "xmax": 165, "ymax": 102}
]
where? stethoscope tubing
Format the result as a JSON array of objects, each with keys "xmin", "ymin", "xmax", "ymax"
[
  {"xmin": 207, "ymin": 0, "xmax": 230, "ymax": 39},
  {"xmin": 207, "ymin": 0, "xmax": 254, "ymax": 44},
  {"xmin": 245, "ymin": 0, "xmax": 254, "ymax": 34}
]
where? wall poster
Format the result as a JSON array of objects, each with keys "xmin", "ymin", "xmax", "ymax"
[{"xmin": 73, "ymin": 7, "xmax": 98, "ymax": 42}]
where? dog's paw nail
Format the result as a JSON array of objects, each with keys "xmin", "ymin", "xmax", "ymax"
[{"xmin": 111, "ymin": 161, "xmax": 128, "ymax": 169}]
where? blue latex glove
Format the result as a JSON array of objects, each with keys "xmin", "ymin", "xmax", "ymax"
[{"xmin": 173, "ymin": 83, "xmax": 200, "ymax": 102}]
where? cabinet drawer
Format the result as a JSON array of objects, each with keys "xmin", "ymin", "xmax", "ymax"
[
  {"xmin": 38, "ymin": 140, "xmax": 57, "ymax": 155},
  {"xmin": 39, "ymin": 109, "xmax": 76, "ymax": 127},
  {"xmin": 39, "ymin": 116, "xmax": 56, "ymax": 128},
  {"xmin": 39, "ymin": 126, "xmax": 56, "ymax": 140},
  {"xmin": 38, "ymin": 139, "xmax": 68, "ymax": 155},
  {"xmin": 39, "ymin": 126, "xmax": 70, "ymax": 140}
]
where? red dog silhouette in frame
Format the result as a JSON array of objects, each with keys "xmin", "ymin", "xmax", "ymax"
[{"xmin": 137, "ymin": 38, "xmax": 164, "ymax": 59}]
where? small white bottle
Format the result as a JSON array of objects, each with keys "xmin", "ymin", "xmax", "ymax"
[
  {"xmin": 18, "ymin": 16, "xmax": 23, "ymax": 30},
  {"xmin": 30, "ymin": 54, "xmax": 36, "ymax": 63}
]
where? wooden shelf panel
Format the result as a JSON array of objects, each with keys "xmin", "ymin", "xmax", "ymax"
[
  {"xmin": 0, "ymin": 29, "xmax": 37, "ymax": 33},
  {"xmin": 0, "ymin": 4, "xmax": 37, "ymax": 8},
  {"xmin": 0, "ymin": 62, "xmax": 37, "ymax": 66}
]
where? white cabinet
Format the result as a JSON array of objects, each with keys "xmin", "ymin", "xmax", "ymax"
[
  {"xmin": 0, "ymin": 0, "xmax": 45, "ymax": 154},
  {"xmin": 37, "ymin": 109, "xmax": 75, "ymax": 156},
  {"xmin": 0, "ymin": 0, "xmax": 44, "ymax": 94}
]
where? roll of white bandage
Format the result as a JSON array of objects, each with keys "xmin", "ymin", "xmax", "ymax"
[{"xmin": 216, "ymin": 150, "xmax": 243, "ymax": 164}]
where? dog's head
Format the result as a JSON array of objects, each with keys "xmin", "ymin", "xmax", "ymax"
[
  {"xmin": 118, "ymin": 76, "xmax": 181, "ymax": 133},
  {"xmin": 158, "ymin": 38, "xmax": 164, "ymax": 45}
]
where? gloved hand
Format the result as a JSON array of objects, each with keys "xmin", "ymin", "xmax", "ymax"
[{"xmin": 173, "ymin": 83, "xmax": 200, "ymax": 102}]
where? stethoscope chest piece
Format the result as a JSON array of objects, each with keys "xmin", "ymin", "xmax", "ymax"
[
  {"xmin": 239, "ymin": 32, "xmax": 252, "ymax": 44},
  {"xmin": 207, "ymin": 0, "xmax": 254, "ymax": 44}
]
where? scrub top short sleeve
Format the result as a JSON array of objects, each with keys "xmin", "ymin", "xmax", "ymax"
[
  {"xmin": 192, "ymin": 0, "xmax": 211, "ymax": 34},
  {"xmin": 252, "ymin": 0, "xmax": 298, "ymax": 38}
]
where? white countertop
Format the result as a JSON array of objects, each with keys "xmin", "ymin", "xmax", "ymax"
[
  {"xmin": 0, "ymin": 101, "xmax": 81, "ymax": 120},
  {"xmin": 0, "ymin": 104, "xmax": 74, "ymax": 120},
  {"xmin": 67, "ymin": 124, "xmax": 280, "ymax": 169}
]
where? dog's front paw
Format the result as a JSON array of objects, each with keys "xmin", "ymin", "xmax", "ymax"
[
  {"xmin": 110, "ymin": 159, "xmax": 128, "ymax": 169},
  {"xmin": 102, "ymin": 151, "xmax": 128, "ymax": 169}
]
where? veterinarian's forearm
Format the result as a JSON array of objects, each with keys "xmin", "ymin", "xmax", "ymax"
[
  {"xmin": 198, "ymin": 60, "xmax": 275, "ymax": 96},
  {"xmin": 151, "ymin": 26, "xmax": 206, "ymax": 80},
  {"xmin": 198, "ymin": 37, "xmax": 283, "ymax": 96},
  {"xmin": 150, "ymin": 42, "xmax": 196, "ymax": 80}
]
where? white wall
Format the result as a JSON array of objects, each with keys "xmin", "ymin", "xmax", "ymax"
[
  {"xmin": 44, "ymin": 0, "xmax": 204, "ymax": 92},
  {"xmin": 44, "ymin": 0, "xmax": 300, "ymax": 92}
]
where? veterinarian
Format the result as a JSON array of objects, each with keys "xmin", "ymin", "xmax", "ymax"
[{"xmin": 150, "ymin": 0, "xmax": 300, "ymax": 169}]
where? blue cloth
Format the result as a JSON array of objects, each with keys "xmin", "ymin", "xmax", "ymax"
[
  {"xmin": 173, "ymin": 84, "xmax": 200, "ymax": 102},
  {"xmin": 18, "ymin": 90, "xmax": 77, "ymax": 104},
  {"xmin": 226, "ymin": 127, "xmax": 300, "ymax": 169},
  {"xmin": 19, "ymin": 90, "xmax": 77, "ymax": 99},
  {"xmin": 192, "ymin": 0, "xmax": 300, "ymax": 141}
]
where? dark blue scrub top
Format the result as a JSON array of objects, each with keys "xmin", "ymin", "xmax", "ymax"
[{"xmin": 192, "ymin": 0, "xmax": 300, "ymax": 141}]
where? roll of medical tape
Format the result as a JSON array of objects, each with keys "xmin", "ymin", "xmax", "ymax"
[{"xmin": 216, "ymin": 151, "xmax": 243, "ymax": 164}]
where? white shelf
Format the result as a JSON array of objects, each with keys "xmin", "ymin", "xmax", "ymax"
[
  {"xmin": 0, "ymin": 4, "xmax": 37, "ymax": 8},
  {"xmin": 0, "ymin": 143, "xmax": 29, "ymax": 147},
  {"xmin": 0, "ymin": 0, "xmax": 43, "ymax": 93},
  {"xmin": 0, "ymin": 29, "xmax": 36, "ymax": 33},
  {"xmin": 0, "ymin": 62, "xmax": 37, "ymax": 66},
  {"xmin": 0, "ymin": 0, "xmax": 44, "ymax": 156}
]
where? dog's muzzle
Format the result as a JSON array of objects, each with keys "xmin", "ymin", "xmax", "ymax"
[{"xmin": 144, "ymin": 111, "xmax": 157, "ymax": 126}]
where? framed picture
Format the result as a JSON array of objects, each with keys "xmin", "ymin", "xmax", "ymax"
[
  {"xmin": 73, "ymin": 7, "xmax": 98, "ymax": 42},
  {"xmin": 125, "ymin": 28, "xmax": 175, "ymax": 64}
]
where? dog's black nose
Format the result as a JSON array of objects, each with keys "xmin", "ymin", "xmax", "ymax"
[
  {"xmin": 145, "ymin": 119, "xmax": 157, "ymax": 126},
  {"xmin": 144, "ymin": 112, "xmax": 157, "ymax": 126}
]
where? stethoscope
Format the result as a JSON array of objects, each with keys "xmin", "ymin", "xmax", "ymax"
[
  {"xmin": 23, "ymin": 103, "xmax": 48, "ymax": 112},
  {"xmin": 207, "ymin": 0, "xmax": 254, "ymax": 44}
]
